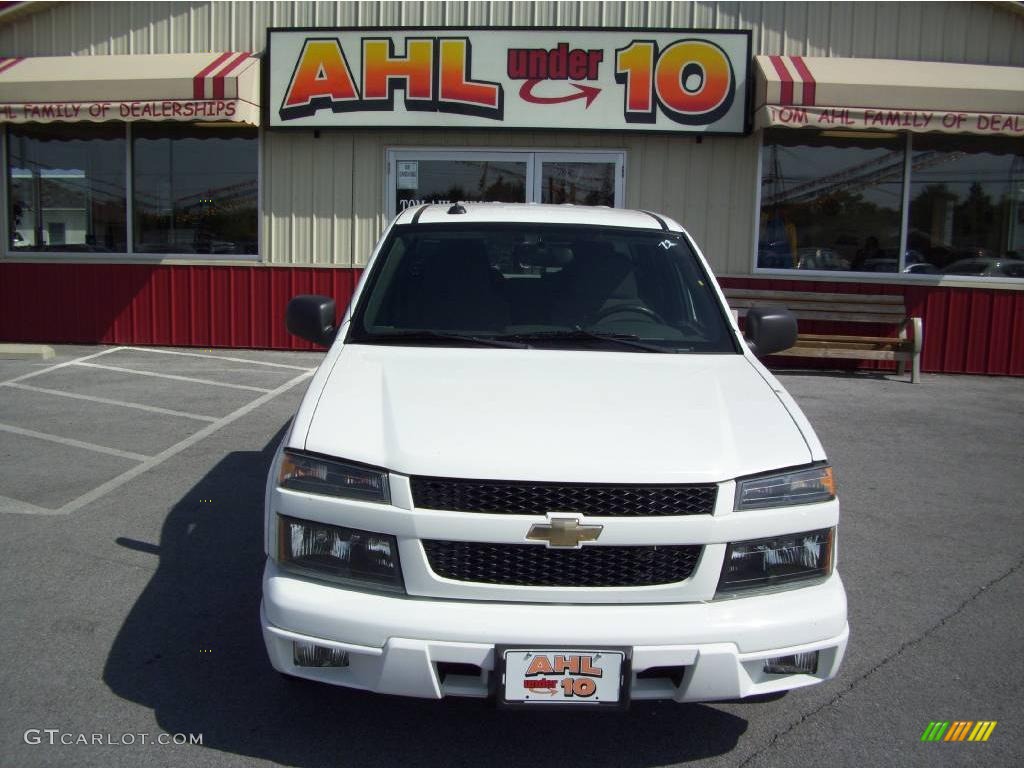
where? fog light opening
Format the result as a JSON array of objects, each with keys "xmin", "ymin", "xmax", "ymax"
[
  {"xmin": 636, "ymin": 665, "xmax": 688, "ymax": 688},
  {"xmin": 763, "ymin": 651, "xmax": 819, "ymax": 675},
  {"xmin": 436, "ymin": 662, "xmax": 483, "ymax": 683},
  {"xmin": 293, "ymin": 641, "xmax": 350, "ymax": 668}
]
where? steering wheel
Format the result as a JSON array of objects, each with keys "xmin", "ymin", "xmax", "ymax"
[{"xmin": 589, "ymin": 303, "xmax": 667, "ymax": 325}]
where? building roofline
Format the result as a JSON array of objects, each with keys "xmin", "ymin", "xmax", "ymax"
[{"xmin": 2, "ymin": 1, "xmax": 1024, "ymax": 27}]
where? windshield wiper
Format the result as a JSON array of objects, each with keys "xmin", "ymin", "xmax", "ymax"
[
  {"xmin": 497, "ymin": 329, "xmax": 680, "ymax": 353},
  {"xmin": 358, "ymin": 331, "xmax": 529, "ymax": 349}
]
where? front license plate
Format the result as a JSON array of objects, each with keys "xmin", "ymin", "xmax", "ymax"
[{"xmin": 500, "ymin": 648, "xmax": 627, "ymax": 706}]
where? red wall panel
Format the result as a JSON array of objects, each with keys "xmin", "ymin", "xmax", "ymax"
[
  {"xmin": 0, "ymin": 263, "xmax": 361, "ymax": 351},
  {"xmin": 1, "ymin": 263, "xmax": 1021, "ymax": 375}
]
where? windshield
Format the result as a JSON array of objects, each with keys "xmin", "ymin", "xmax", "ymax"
[{"xmin": 347, "ymin": 224, "xmax": 737, "ymax": 354}]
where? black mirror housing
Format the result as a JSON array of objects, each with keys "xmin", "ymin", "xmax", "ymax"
[
  {"xmin": 287, "ymin": 294, "xmax": 338, "ymax": 347},
  {"xmin": 744, "ymin": 306, "xmax": 798, "ymax": 357}
]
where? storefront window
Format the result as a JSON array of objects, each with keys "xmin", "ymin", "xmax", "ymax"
[
  {"xmin": 7, "ymin": 123, "xmax": 127, "ymax": 252},
  {"xmin": 133, "ymin": 124, "xmax": 258, "ymax": 255},
  {"xmin": 907, "ymin": 134, "xmax": 1024, "ymax": 277},
  {"xmin": 759, "ymin": 129, "xmax": 1024, "ymax": 279},
  {"xmin": 759, "ymin": 129, "xmax": 906, "ymax": 273}
]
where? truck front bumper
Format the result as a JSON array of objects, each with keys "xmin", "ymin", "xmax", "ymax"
[{"xmin": 261, "ymin": 560, "xmax": 849, "ymax": 702}]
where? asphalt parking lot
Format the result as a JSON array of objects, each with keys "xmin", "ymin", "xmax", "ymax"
[{"xmin": 0, "ymin": 345, "xmax": 1021, "ymax": 768}]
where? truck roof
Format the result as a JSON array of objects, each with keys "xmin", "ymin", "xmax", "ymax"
[{"xmin": 393, "ymin": 202, "xmax": 683, "ymax": 232}]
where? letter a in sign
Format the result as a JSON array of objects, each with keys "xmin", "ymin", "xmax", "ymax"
[{"xmin": 280, "ymin": 39, "xmax": 360, "ymax": 120}]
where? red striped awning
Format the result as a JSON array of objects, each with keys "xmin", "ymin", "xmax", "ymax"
[
  {"xmin": 755, "ymin": 55, "xmax": 1024, "ymax": 137},
  {"xmin": 0, "ymin": 51, "xmax": 260, "ymax": 125}
]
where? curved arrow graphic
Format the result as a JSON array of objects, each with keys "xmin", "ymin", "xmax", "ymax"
[{"xmin": 518, "ymin": 79, "xmax": 601, "ymax": 108}]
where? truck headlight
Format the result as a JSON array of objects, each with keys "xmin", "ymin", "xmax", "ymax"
[
  {"xmin": 716, "ymin": 528, "xmax": 834, "ymax": 597},
  {"xmin": 278, "ymin": 450, "xmax": 390, "ymax": 504},
  {"xmin": 278, "ymin": 515, "xmax": 404, "ymax": 592},
  {"xmin": 735, "ymin": 465, "xmax": 835, "ymax": 510}
]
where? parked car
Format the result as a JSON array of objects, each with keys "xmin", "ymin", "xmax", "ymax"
[
  {"xmin": 796, "ymin": 247, "xmax": 850, "ymax": 271},
  {"xmin": 263, "ymin": 203, "xmax": 847, "ymax": 706},
  {"xmin": 861, "ymin": 251, "xmax": 939, "ymax": 274},
  {"xmin": 942, "ymin": 258, "xmax": 1024, "ymax": 278}
]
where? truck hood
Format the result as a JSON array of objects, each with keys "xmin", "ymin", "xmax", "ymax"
[{"xmin": 301, "ymin": 345, "xmax": 812, "ymax": 483}]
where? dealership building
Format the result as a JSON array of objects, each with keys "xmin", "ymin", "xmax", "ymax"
[{"xmin": 0, "ymin": 0, "xmax": 1021, "ymax": 374}]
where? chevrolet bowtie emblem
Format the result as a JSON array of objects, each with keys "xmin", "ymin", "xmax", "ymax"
[{"xmin": 526, "ymin": 517, "xmax": 603, "ymax": 548}]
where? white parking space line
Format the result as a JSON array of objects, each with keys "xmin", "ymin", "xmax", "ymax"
[
  {"xmin": 121, "ymin": 346, "xmax": 317, "ymax": 371},
  {"xmin": 0, "ymin": 383, "xmax": 219, "ymax": 422},
  {"xmin": 51, "ymin": 369, "xmax": 314, "ymax": 516},
  {"xmin": 72, "ymin": 361, "xmax": 273, "ymax": 393},
  {"xmin": 0, "ymin": 423, "xmax": 150, "ymax": 462},
  {"xmin": 0, "ymin": 346, "xmax": 123, "ymax": 387},
  {"xmin": 0, "ymin": 494, "xmax": 62, "ymax": 516}
]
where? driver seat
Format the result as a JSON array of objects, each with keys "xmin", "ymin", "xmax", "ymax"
[
  {"xmin": 549, "ymin": 241, "xmax": 637, "ymax": 325},
  {"xmin": 409, "ymin": 239, "xmax": 509, "ymax": 331}
]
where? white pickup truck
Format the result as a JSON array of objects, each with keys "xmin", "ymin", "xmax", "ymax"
[{"xmin": 261, "ymin": 203, "xmax": 848, "ymax": 708}]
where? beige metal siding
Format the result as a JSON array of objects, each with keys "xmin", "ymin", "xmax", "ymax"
[
  {"xmin": 3, "ymin": 2, "xmax": 1020, "ymax": 67},
  {"xmin": 277, "ymin": 128, "xmax": 758, "ymax": 271},
  {"xmin": 2, "ymin": 1, "xmax": 1021, "ymax": 272}
]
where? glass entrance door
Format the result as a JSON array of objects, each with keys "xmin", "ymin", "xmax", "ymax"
[
  {"xmin": 387, "ymin": 149, "xmax": 624, "ymax": 217},
  {"xmin": 390, "ymin": 151, "xmax": 530, "ymax": 215}
]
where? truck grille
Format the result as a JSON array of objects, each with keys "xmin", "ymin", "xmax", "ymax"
[
  {"xmin": 421, "ymin": 541, "xmax": 702, "ymax": 587},
  {"xmin": 410, "ymin": 477, "xmax": 717, "ymax": 517}
]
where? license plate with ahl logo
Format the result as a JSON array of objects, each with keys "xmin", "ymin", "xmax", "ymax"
[{"xmin": 499, "ymin": 648, "xmax": 628, "ymax": 706}]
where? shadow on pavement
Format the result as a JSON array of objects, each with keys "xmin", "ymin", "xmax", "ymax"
[
  {"xmin": 103, "ymin": 427, "xmax": 747, "ymax": 767},
  {"xmin": 770, "ymin": 367, "xmax": 906, "ymax": 382}
]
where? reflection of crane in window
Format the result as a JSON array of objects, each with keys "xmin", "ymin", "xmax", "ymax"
[
  {"xmin": 1008, "ymin": 155, "xmax": 1024, "ymax": 252},
  {"xmin": 763, "ymin": 145, "xmax": 904, "ymax": 207},
  {"xmin": 760, "ymin": 144, "xmax": 798, "ymax": 260},
  {"xmin": 763, "ymin": 146, "xmax": 966, "ymax": 207},
  {"xmin": 175, "ymin": 179, "xmax": 258, "ymax": 220},
  {"xmin": 762, "ymin": 143, "xmax": 786, "ymax": 206}
]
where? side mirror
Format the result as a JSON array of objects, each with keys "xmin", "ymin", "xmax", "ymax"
[
  {"xmin": 286, "ymin": 294, "xmax": 337, "ymax": 347},
  {"xmin": 744, "ymin": 306, "xmax": 797, "ymax": 356}
]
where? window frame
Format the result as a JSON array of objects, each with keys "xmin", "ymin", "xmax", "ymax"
[
  {"xmin": 2, "ymin": 122, "xmax": 261, "ymax": 262},
  {"xmin": 385, "ymin": 147, "xmax": 626, "ymax": 219},
  {"xmin": 752, "ymin": 129, "xmax": 1024, "ymax": 287}
]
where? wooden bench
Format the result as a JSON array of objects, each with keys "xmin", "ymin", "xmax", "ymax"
[{"xmin": 724, "ymin": 288, "xmax": 924, "ymax": 383}]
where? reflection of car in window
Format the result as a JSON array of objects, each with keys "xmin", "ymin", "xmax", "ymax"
[
  {"xmin": 861, "ymin": 255, "xmax": 939, "ymax": 274},
  {"xmin": 265, "ymin": 204, "xmax": 847, "ymax": 706},
  {"xmin": 861, "ymin": 258, "xmax": 898, "ymax": 273},
  {"xmin": 796, "ymin": 247, "xmax": 850, "ymax": 271},
  {"xmin": 943, "ymin": 258, "xmax": 1024, "ymax": 277}
]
